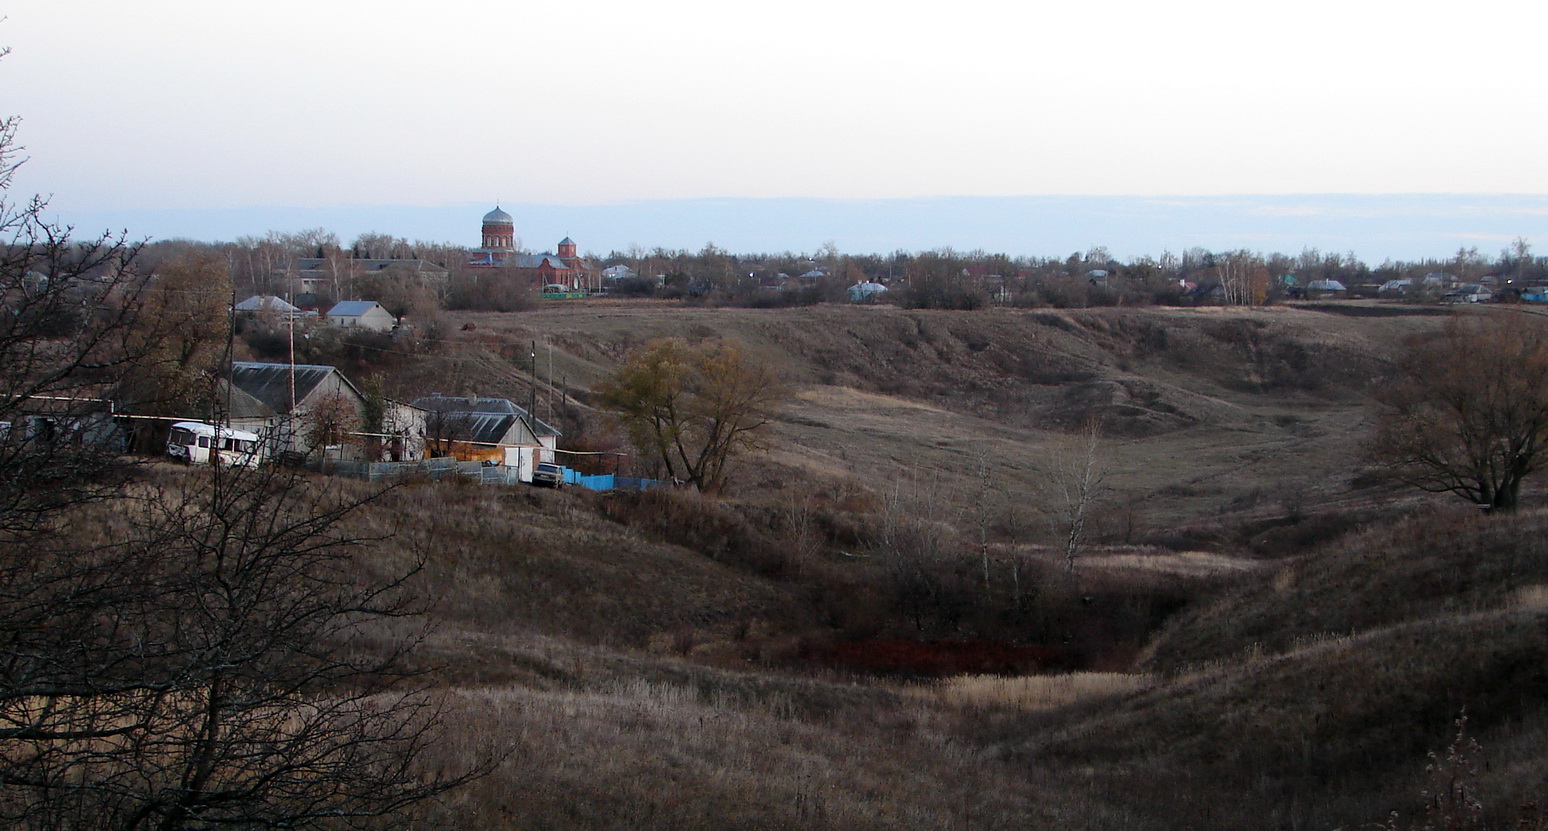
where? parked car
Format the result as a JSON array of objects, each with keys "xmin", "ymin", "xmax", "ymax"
[{"xmin": 532, "ymin": 462, "xmax": 564, "ymax": 488}]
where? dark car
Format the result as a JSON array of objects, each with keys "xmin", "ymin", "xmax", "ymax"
[{"xmin": 532, "ymin": 462, "xmax": 564, "ymax": 488}]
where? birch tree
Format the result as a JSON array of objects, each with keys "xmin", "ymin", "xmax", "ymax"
[{"xmin": 1046, "ymin": 417, "xmax": 1109, "ymax": 577}]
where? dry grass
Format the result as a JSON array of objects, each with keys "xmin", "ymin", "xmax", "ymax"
[
  {"xmin": 1140, "ymin": 505, "xmax": 1548, "ymax": 673},
  {"xmin": 1079, "ymin": 548, "xmax": 1261, "ymax": 578},
  {"xmin": 427, "ymin": 303, "xmax": 1457, "ymax": 526},
  {"xmin": 1003, "ymin": 606, "xmax": 1548, "ymax": 830},
  {"xmin": 39, "ymin": 304, "xmax": 1548, "ymax": 829},
  {"xmin": 907, "ymin": 672, "xmax": 1155, "ymax": 712}
]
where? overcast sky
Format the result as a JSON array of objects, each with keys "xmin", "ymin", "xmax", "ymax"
[{"xmin": 6, "ymin": 1, "xmax": 1548, "ymax": 257}]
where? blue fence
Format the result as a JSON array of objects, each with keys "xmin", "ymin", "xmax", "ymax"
[{"xmin": 560, "ymin": 469, "xmax": 669, "ymax": 492}]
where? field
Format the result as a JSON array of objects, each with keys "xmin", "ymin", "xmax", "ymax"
[{"xmin": 266, "ymin": 302, "xmax": 1548, "ymax": 827}]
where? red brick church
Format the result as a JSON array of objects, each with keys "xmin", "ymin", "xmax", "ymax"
[{"xmin": 467, "ymin": 206, "xmax": 596, "ymax": 290}]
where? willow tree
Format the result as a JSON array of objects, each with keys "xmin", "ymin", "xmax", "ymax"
[
  {"xmin": 595, "ymin": 337, "xmax": 784, "ymax": 491},
  {"xmin": 1373, "ymin": 311, "xmax": 1548, "ymax": 512}
]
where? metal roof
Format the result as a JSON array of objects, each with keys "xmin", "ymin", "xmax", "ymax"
[
  {"xmin": 230, "ymin": 362, "xmax": 342, "ymax": 416},
  {"xmin": 411, "ymin": 394, "xmax": 561, "ymax": 438},
  {"xmin": 327, "ymin": 300, "xmax": 387, "ymax": 318},
  {"xmin": 289, "ymin": 258, "xmax": 448, "ymax": 275},
  {"xmin": 234, "ymin": 295, "xmax": 300, "ymax": 313},
  {"xmin": 507, "ymin": 254, "xmax": 569, "ymax": 270}
]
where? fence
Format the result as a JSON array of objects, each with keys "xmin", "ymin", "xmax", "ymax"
[
  {"xmin": 321, "ymin": 457, "xmax": 461, "ymax": 482},
  {"xmin": 560, "ymin": 470, "xmax": 670, "ymax": 492},
  {"xmin": 323, "ymin": 457, "xmax": 666, "ymax": 492}
]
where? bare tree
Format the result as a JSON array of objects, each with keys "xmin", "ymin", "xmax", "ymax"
[
  {"xmin": 0, "ymin": 87, "xmax": 479, "ymax": 827},
  {"xmin": 1218, "ymin": 250, "xmax": 1271, "ymax": 306},
  {"xmin": 877, "ymin": 480, "xmax": 961, "ymax": 632},
  {"xmin": 970, "ymin": 447, "xmax": 997, "ymax": 592},
  {"xmin": 1045, "ymin": 417, "xmax": 1108, "ymax": 577},
  {"xmin": 0, "ymin": 463, "xmax": 473, "ymax": 829},
  {"xmin": 301, "ymin": 390, "xmax": 362, "ymax": 460},
  {"xmin": 781, "ymin": 491, "xmax": 824, "ymax": 575},
  {"xmin": 1373, "ymin": 311, "xmax": 1548, "ymax": 511},
  {"xmin": 0, "ymin": 111, "xmax": 147, "ymax": 542}
]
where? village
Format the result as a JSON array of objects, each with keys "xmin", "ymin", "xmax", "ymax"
[{"xmin": 12, "ymin": 203, "xmax": 1548, "ymax": 500}]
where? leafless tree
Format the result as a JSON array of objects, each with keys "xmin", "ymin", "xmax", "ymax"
[
  {"xmin": 970, "ymin": 447, "xmax": 996, "ymax": 592},
  {"xmin": 874, "ymin": 473, "xmax": 972, "ymax": 633},
  {"xmin": 1217, "ymin": 250, "xmax": 1271, "ymax": 306},
  {"xmin": 0, "ymin": 111, "xmax": 147, "ymax": 542},
  {"xmin": 115, "ymin": 251, "xmax": 233, "ymax": 421},
  {"xmin": 1373, "ymin": 311, "xmax": 1548, "ymax": 511},
  {"xmin": 780, "ymin": 491, "xmax": 824, "ymax": 575},
  {"xmin": 0, "ymin": 89, "xmax": 480, "ymax": 828},
  {"xmin": 423, "ymin": 408, "xmax": 477, "ymax": 459},
  {"xmin": 302, "ymin": 390, "xmax": 362, "ymax": 460},
  {"xmin": 1044, "ymin": 416, "xmax": 1109, "ymax": 577},
  {"xmin": 0, "ymin": 463, "xmax": 475, "ymax": 829}
]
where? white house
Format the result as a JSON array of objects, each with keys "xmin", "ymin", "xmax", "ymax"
[
  {"xmin": 326, "ymin": 300, "xmax": 396, "ymax": 332},
  {"xmin": 225, "ymin": 361, "xmax": 426, "ymax": 461}
]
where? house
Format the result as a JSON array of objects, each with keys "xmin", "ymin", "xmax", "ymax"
[
  {"xmin": 1305, "ymin": 279, "xmax": 1348, "ymax": 299},
  {"xmin": 326, "ymin": 300, "xmax": 397, "ymax": 332},
  {"xmin": 3, "ymin": 392, "xmax": 122, "ymax": 453},
  {"xmin": 1442, "ymin": 284, "xmax": 1493, "ymax": 304},
  {"xmin": 234, "ymin": 294, "xmax": 308, "ymax": 321},
  {"xmin": 411, "ymin": 393, "xmax": 560, "ymax": 482},
  {"xmin": 848, "ymin": 281, "xmax": 889, "ymax": 302},
  {"xmin": 225, "ymin": 361, "xmax": 426, "ymax": 462},
  {"xmin": 1377, "ymin": 279, "xmax": 1412, "ymax": 297}
]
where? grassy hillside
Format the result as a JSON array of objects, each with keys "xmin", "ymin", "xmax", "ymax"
[
  {"xmin": 217, "ymin": 302, "xmax": 1548, "ymax": 828},
  {"xmin": 1141, "ymin": 506, "xmax": 1548, "ymax": 672},
  {"xmin": 392, "ymin": 302, "xmax": 1468, "ymax": 531},
  {"xmin": 310, "ymin": 469, "xmax": 1548, "ymax": 830}
]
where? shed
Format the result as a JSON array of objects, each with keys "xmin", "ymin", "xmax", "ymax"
[{"xmin": 411, "ymin": 393, "xmax": 561, "ymax": 481}]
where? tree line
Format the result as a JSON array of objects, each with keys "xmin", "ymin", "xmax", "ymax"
[{"xmin": 135, "ymin": 226, "xmax": 1548, "ymax": 319}]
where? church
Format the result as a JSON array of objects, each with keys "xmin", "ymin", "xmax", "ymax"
[{"xmin": 467, "ymin": 206, "xmax": 596, "ymax": 290}]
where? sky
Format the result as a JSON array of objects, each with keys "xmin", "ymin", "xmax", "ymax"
[{"xmin": 6, "ymin": 1, "xmax": 1548, "ymax": 260}]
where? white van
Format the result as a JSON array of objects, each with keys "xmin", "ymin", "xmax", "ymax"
[{"xmin": 166, "ymin": 421, "xmax": 264, "ymax": 467}]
